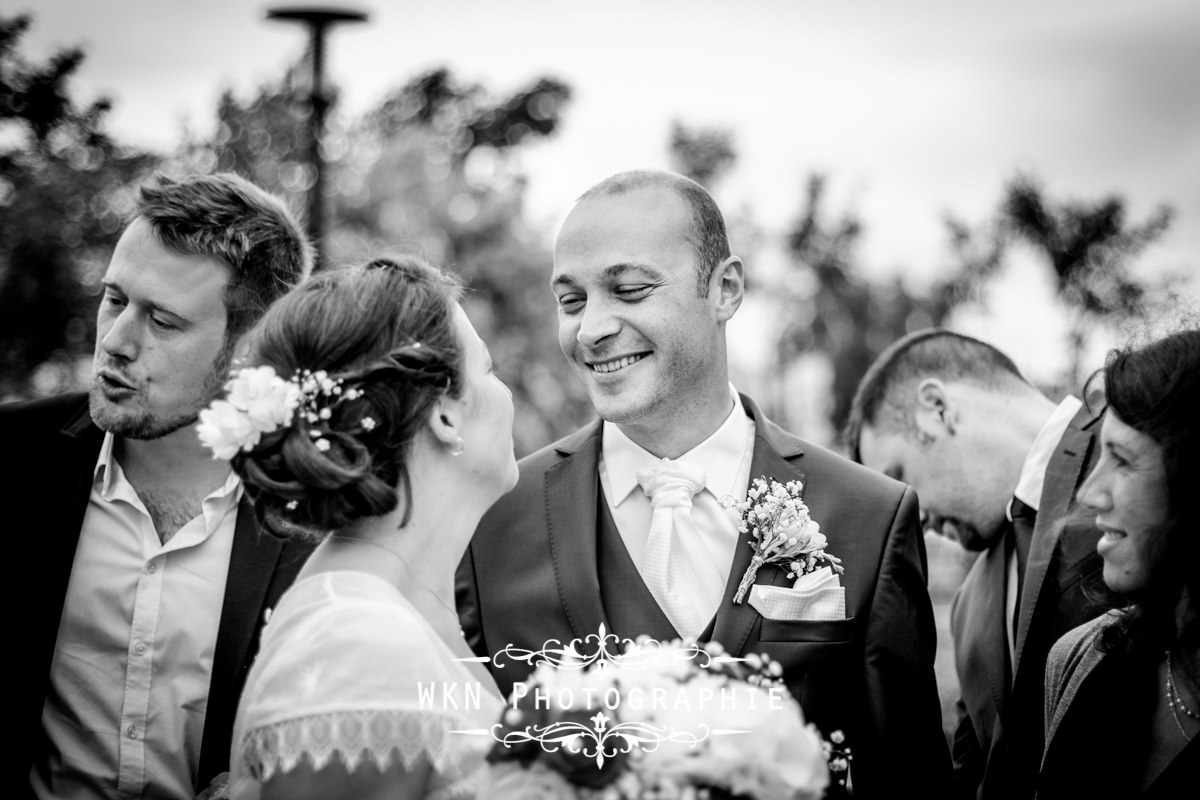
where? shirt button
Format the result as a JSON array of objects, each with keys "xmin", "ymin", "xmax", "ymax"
[
  {"xmin": 126, "ymin": 725, "xmax": 138, "ymax": 739},
  {"xmin": 147, "ymin": 563, "xmax": 157, "ymax": 574},
  {"xmin": 134, "ymin": 642, "xmax": 147, "ymax": 656}
]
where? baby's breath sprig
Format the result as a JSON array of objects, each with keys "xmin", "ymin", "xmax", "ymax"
[
  {"xmin": 821, "ymin": 729, "xmax": 853, "ymax": 789},
  {"xmin": 723, "ymin": 476, "xmax": 842, "ymax": 604}
]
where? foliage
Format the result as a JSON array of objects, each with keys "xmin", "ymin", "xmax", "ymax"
[
  {"xmin": 2, "ymin": 9, "xmax": 1177, "ymax": 453},
  {"xmin": 174, "ymin": 63, "xmax": 587, "ymax": 455},
  {"xmin": 769, "ymin": 169, "xmax": 1173, "ymax": 437},
  {"xmin": 669, "ymin": 121, "xmax": 736, "ymax": 187},
  {"xmin": 1000, "ymin": 172, "xmax": 1175, "ymax": 388},
  {"xmin": 770, "ymin": 175, "xmax": 1003, "ymax": 440},
  {"xmin": 0, "ymin": 13, "xmax": 158, "ymax": 399}
]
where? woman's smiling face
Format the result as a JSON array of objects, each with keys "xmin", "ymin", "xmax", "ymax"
[{"xmin": 1076, "ymin": 411, "xmax": 1169, "ymax": 596}]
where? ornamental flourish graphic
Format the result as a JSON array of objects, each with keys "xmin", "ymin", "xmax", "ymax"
[
  {"xmin": 445, "ymin": 625, "xmax": 791, "ymax": 760},
  {"xmin": 491, "ymin": 711, "xmax": 716, "ymax": 768},
  {"xmin": 488, "ymin": 623, "xmax": 745, "ymax": 672}
]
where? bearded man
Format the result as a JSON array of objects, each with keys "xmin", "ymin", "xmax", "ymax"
[{"xmin": 5, "ymin": 172, "xmax": 314, "ymax": 800}]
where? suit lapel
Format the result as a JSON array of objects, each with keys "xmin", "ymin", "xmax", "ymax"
[
  {"xmin": 1013, "ymin": 405, "xmax": 1098, "ymax": 671},
  {"xmin": 710, "ymin": 395, "xmax": 807, "ymax": 656},
  {"xmin": 981, "ymin": 542, "xmax": 1015, "ymax": 714},
  {"xmin": 952, "ymin": 540, "xmax": 1014, "ymax": 744},
  {"xmin": 32, "ymin": 400, "xmax": 103, "ymax": 735},
  {"xmin": 197, "ymin": 497, "xmax": 283, "ymax": 783},
  {"xmin": 545, "ymin": 421, "xmax": 610, "ymax": 644},
  {"xmin": 45, "ymin": 402, "xmax": 104, "ymax": 601}
]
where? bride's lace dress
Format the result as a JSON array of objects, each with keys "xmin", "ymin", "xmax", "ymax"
[{"xmin": 229, "ymin": 571, "xmax": 504, "ymax": 799}]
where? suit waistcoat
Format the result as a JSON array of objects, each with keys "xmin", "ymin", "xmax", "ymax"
[
  {"xmin": 597, "ymin": 489, "xmax": 680, "ymax": 644},
  {"xmin": 597, "ymin": 482, "xmax": 729, "ymax": 649}
]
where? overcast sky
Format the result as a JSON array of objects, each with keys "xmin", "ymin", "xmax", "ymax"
[{"xmin": 17, "ymin": 0, "xmax": 1200, "ymax": 383}]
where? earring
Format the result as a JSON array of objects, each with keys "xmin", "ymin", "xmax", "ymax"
[{"xmin": 451, "ymin": 436, "xmax": 465, "ymax": 457}]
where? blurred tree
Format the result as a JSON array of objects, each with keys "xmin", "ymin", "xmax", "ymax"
[
  {"xmin": 1001, "ymin": 173, "xmax": 1174, "ymax": 389},
  {"xmin": 172, "ymin": 60, "xmax": 319, "ymax": 222},
  {"xmin": 667, "ymin": 120, "xmax": 768, "ymax": 286},
  {"xmin": 0, "ymin": 13, "xmax": 158, "ymax": 400},
  {"xmin": 663, "ymin": 118, "xmax": 1002, "ymax": 444},
  {"xmin": 175, "ymin": 64, "xmax": 586, "ymax": 455},
  {"xmin": 773, "ymin": 175, "xmax": 1004, "ymax": 443},
  {"xmin": 669, "ymin": 121, "xmax": 736, "ymax": 187}
]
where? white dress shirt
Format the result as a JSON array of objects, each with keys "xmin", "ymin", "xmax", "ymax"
[
  {"xmin": 599, "ymin": 385, "xmax": 756, "ymax": 602},
  {"xmin": 1005, "ymin": 395, "xmax": 1083, "ymax": 670},
  {"xmin": 33, "ymin": 432, "xmax": 240, "ymax": 800}
]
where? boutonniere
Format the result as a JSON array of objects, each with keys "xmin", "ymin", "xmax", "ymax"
[{"xmin": 723, "ymin": 476, "xmax": 843, "ymax": 604}]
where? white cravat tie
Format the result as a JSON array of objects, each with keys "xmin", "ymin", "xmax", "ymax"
[{"xmin": 636, "ymin": 459, "xmax": 726, "ymax": 639}]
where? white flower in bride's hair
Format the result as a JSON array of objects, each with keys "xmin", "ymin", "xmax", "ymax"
[
  {"xmin": 198, "ymin": 400, "xmax": 260, "ymax": 460},
  {"xmin": 225, "ymin": 366, "xmax": 300, "ymax": 433},
  {"xmin": 198, "ymin": 365, "xmax": 303, "ymax": 460}
]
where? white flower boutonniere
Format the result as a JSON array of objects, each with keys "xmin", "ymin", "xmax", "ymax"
[{"xmin": 723, "ymin": 476, "xmax": 843, "ymax": 604}]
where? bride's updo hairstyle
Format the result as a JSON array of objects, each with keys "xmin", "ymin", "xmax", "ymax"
[{"xmin": 233, "ymin": 256, "xmax": 464, "ymax": 540}]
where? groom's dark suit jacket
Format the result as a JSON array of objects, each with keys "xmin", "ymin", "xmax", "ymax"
[
  {"xmin": 949, "ymin": 404, "xmax": 1105, "ymax": 800},
  {"xmin": 458, "ymin": 395, "xmax": 953, "ymax": 799},
  {"xmin": 5, "ymin": 393, "xmax": 312, "ymax": 797}
]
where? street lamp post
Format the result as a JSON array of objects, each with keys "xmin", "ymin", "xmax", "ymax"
[{"xmin": 266, "ymin": 5, "xmax": 368, "ymax": 267}]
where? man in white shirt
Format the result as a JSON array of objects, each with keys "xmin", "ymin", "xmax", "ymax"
[
  {"xmin": 5, "ymin": 172, "xmax": 314, "ymax": 800},
  {"xmin": 459, "ymin": 169, "xmax": 953, "ymax": 799},
  {"xmin": 846, "ymin": 328, "xmax": 1107, "ymax": 800}
]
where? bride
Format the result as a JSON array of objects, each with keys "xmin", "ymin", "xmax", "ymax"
[{"xmin": 199, "ymin": 256, "xmax": 516, "ymax": 799}]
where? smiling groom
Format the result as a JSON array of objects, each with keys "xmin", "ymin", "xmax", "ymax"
[{"xmin": 457, "ymin": 169, "xmax": 953, "ymax": 798}]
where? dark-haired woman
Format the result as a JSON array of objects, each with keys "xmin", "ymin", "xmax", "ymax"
[
  {"xmin": 199, "ymin": 257, "xmax": 517, "ymax": 799},
  {"xmin": 1036, "ymin": 328, "xmax": 1200, "ymax": 799}
]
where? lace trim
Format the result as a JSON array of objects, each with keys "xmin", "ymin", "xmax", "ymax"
[{"xmin": 239, "ymin": 708, "xmax": 486, "ymax": 785}]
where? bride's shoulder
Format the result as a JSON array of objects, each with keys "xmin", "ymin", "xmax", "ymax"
[{"xmin": 261, "ymin": 572, "xmax": 448, "ymax": 669}]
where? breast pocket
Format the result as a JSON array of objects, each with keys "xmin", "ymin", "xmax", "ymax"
[
  {"xmin": 753, "ymin": 617, "xmax": 858, "ymax": 711},
  {"xmin": 755, "ymin": 616, "xmax": 857, "ymax": 675},
  {"xmin": 759, "ymin": 616, "xmax": 855, "ymax": 644}
]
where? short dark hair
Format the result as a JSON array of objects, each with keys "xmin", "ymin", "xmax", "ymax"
[
  {"xmin": 1090, "ymin": 327, "xmax": 1200, "ymax": 665},
  {"xmin": 579, "ymin": 169, "xmax": 731, "ymax": 295},
  {"xmin": 233, "ymin": 256, "xmax": 465, "ymax": 540},
  {"xmin": 844, "ymin": 328, "xmax": 1031, "ymax": 461},
  {"xmin": 135, "ymin": 172, "xmax": 313, "ymax": 347}
]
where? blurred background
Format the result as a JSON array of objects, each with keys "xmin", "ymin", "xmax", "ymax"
[{"xmin": 3, "ymin": 0, "xmax": 1197, "ymax": 739}]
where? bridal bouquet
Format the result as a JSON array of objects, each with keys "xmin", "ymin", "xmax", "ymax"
[{"xmin": 483, "ymin": 637, "xmax": 847, "ymax": 800}]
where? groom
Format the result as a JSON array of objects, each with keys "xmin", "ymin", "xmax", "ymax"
[{"xmin": 458, "ymin": 169, "xmax": 953, "ymax": 798}]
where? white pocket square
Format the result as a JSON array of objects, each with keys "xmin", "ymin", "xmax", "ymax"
[{"xmin": 749, "ymin": 566, "xmax": 846, "ymax": 621}]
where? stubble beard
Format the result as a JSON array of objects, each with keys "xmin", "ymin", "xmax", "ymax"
[{"xmin": 89, "ymin": 342, "xmax": 235, "ymax": 440}]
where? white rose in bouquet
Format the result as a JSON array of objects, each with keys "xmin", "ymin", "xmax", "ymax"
[{"xmin": 485, "ymin": 637, "xmax": 844, "ymax": 800}]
